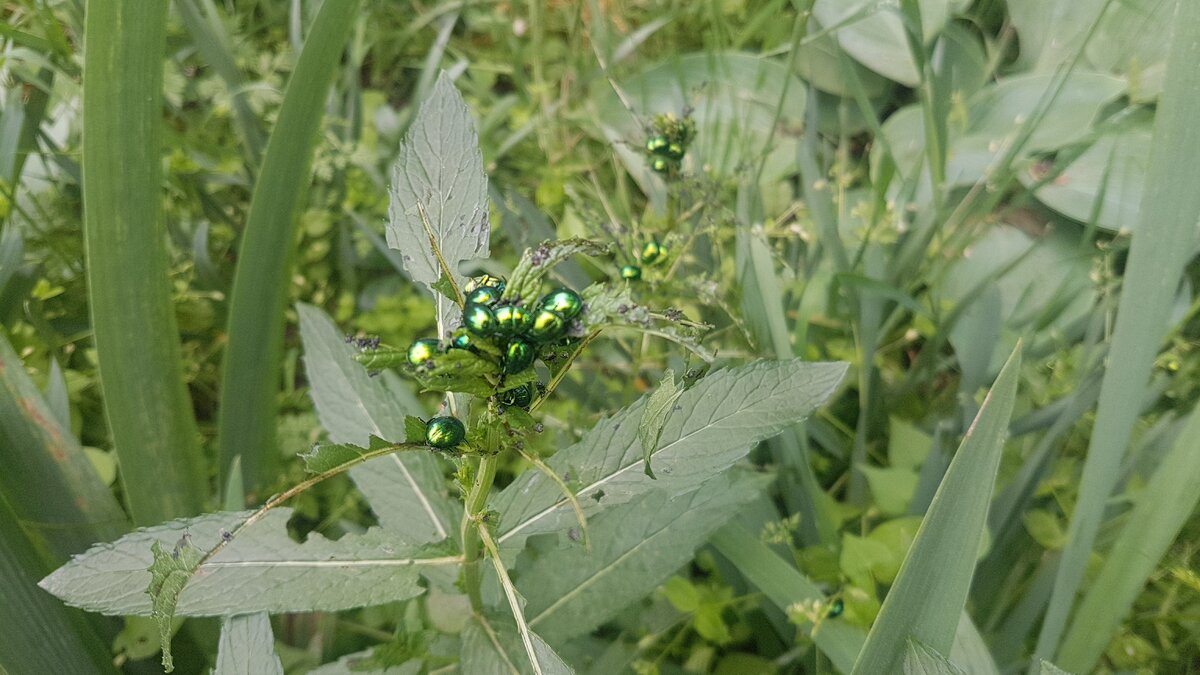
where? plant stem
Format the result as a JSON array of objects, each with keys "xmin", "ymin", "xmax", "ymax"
[{"xmin": 462, "ymin": 453, "xmax": 500, "ymax": 612}]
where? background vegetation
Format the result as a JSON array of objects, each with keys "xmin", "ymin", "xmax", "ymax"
[{"xmin": 1, "ymin": 0, "xmax": 1198, "ymax": 673}]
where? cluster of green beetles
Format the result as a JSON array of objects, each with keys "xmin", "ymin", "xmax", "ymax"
[
  {"xmin": 409, "ymin": 274, "xmax": 585, "ymax": 450},
  {"xmin": 644, "ymin": 112, "xmax": 695, "ymax": 175}
]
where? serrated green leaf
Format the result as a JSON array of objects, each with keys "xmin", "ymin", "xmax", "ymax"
[
  {"xmin": 405, "ymin": 416, "xmax": 428, "ymax": 444},
  {"xmin": 215, "ymin": 613, "xmax": 284, "ymax": 675},
  {"xmin": 520, "ymin": 471, "xmax": 770, "ymax": 644},
  {"xmin": 493, "ymin": 360, "xmax": 846, "ymax": 555},
  {"xmin": 904, "ymin": 640, "xmax": 967, "ymax": 675},
  {"xmin": 851, "ymin": 345, "xmax": 1021, "ymax": 674},
  {"xmin": 148, "ymin": 539, "xmax": 201, "ymax": 671},
  {"xmin": 40, "ymin": 509, "xmax": 458, "ymax": 617},
  {"xmin": 579, "ymin": 284, "xmax": 714, "ymax": 362},
  {"xmin": 502, "ymin": 238, "xmax": 610, "ymax": 304},
  {"xmin": 637, "ymin": 369, "xmax": 683, "ymax": 479},
  {"xmin": 460, "ymin": 615, "xmax": 573, "ymax": 675},
  {"xmin": 297, "ymin": 436, "xmax": 420, "ymax": 475},
  {"xmin": 387, "ymin": 72, "xmax": 488, "ymax": 298},
  {"xmin": 298, "ymin": 304, "xmax": 455, "ymax": 545}
]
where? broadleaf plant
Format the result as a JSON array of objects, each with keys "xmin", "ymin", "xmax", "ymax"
[{"xmin": 39, "ymin": 72, "xmax": 845, "ymax": 673}]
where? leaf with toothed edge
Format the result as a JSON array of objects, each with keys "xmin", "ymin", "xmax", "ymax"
[
  {"xmin": 386, "ymin": 71, "xmax": 489, "ymax": 293},
  {"xmin": 637, "ymin": 368, "xmax": 684, "ymax": 479},
  {"xmin": 39, "ymin": 508, "xmax": 459, "ymax": 618},
  {"xmin": 148, "ymin": 540, "xmax": 200, "ymax": 671},
  {"xmin": 460, "ymin": 615, "xmax": 574, "ymax": 675},
  {"xmin": 501, "ymin": 238, "xmax": 611, "ymax": 304},
  {"xmin": 492, "ymin": 359, "xmax": 847, "ymax": 557},
  {"xmin": 298, "ymin": 303, "xmax": 457, "ymax": 546}
]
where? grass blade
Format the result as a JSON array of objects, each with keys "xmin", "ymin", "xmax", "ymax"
[
  {"xmin": 216, "ymin": 0, "xmax": 362, "ymax": 496},
  {"xmin": 1035, "ymin": 0, "xmax": 1200, "ymax": 659},
  {"xmin": 1056, "ymin": 404, "xmax": 1200, "ymax": 671},
  {"xmin": 82, "ymin": 0, "xmax": 205, "ymax": 524},
  {"xmin": 0, "ymin": 332, "xmax": 127, "ymax": 558},
  {"xmin": 0, "ymin": 496, "xmax": 112, "ymax": 674},
  {"xmin": 711, "ymin": 522, "xmax": 866, "ymax": 672},
  {"xmin": 851, "ymin": 344, "xmax": 1022, "ymax": 674}
]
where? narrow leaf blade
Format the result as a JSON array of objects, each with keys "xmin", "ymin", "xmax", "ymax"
[
  {"xmin": 83, "ymin": 0, "xmax": 204, "ymax": 524},
  {"xmin": 851, "ymin": 344, "xmax": 1022, "ymax": 674},
  {"xmin": 1038, "ymin": 0, "xmax": 1200, "ymax": 658},
  {"xmin": 217, "ymin": 0, "xmax": 363, "ymax": 495}
]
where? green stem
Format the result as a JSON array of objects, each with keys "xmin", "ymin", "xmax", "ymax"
[{"xmin": 462, "ymin": 453, "xmax": 500, "ymax": 612}]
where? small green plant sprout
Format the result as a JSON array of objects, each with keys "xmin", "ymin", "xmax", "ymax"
[{"xmin": 644, "ymin": 112, "xmax": 696, "ymax": 176}]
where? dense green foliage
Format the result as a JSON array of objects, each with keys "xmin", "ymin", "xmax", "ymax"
[{"xmin": 2, "ymin": 0, "xmax": 1200, "ymax": 673}]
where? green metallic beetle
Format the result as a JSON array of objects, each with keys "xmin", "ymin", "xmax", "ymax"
[
  {"xmin": 502, "ymin": 339, "xmax": 536, "ymax": 374},
  {"xmin": 645, "ymin": 134, "xmax": 670, "ymax": 156},
  {"xmin": 650, "ymin": 156, "xmax": 672, "ymax": 174},
  {"xmin": 462, "ymin": 303, "xmax": 497, "ymax": 336},
  {"xmin": 827, "ymin": 598, "xmax": 844, "ymax": 619},
  {"xmin": 466, "ymin": 285, "xmax": 501, "ymax": 306},
  {"xmin": 640, "ymin": 239, "xmax": 667, "ymax": 265},
  {"xmin": 465, "ymin": 274, "xmax": 505, "ymax": 294},
  {"xmin": 406, "ymin": 338, "xmax": 441, "ymax": 367},
  {"xmin": 449, "ymin": 330, "xmax": 477, "ymax": 353},
  {"xmin": 528, "ymin": 309, "xmax": 566, "ymax": 343},
  {"xmin": 619, "ymin": 265, "xmax": 642, "ymax": 281},
  {"xmin": 425, "ymin": 416, "xmax": 466, "ymax": 449},
  {"xmin": 498, "ymin": 382, "xmax": 536, "ymax": 409},
  {"xmin": 538, "ymin": 288, "xmax": 584, "ymax": 321},
  {"xmin": 493, "ymin": 304, "xmax": 533, "ymax": 336}
]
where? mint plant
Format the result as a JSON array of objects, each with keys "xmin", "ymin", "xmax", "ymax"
[{"xmin": 39, "ymin": 73, "xmax": 846, "ymax": 673}]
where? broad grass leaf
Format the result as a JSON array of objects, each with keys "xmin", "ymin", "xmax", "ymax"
[
  {"xmin": 904, "ymin": 640, "xmax": 966, "ymax": 675},
  {"xmin": 1056, "ymin": 405, "xmax": 1200, "ymax": 672},
  {"xmin": 39, "ymin": 509, "xmax": 456, "ymax": 617},
  {"xmin": 518, "ymin": 470, "xmax": 770, "ymax": 644},
  {"xmin": 875, "ymin": 73, "xmax": 1125, "ymax": 188},
  {"xmin": 387, "ymin": 71, "xmax": 488, "ymax": 293},
  {"xmin": 0, "ymin": 331, "xmax": 127, "ymax": 559},
  {"xmin": 298, "ymin": 303, "xmax": 455, "ymax": 545},
  {"xmin": 710, "ymin": 523, "xmax": 866, "ymax": 672},
  {"xmin": 1038, "ymin": 3, "xmax": 1200, "ymax": 656},
  {"xmin": 1029, "ymin": 123, "xmax": 1152, "ymax": 233},
  {"xmin": 214, "ymin": 613, "xmax": 283, "ymax": 675},
  {"xmin": 1086, "ymin": 0, "xmax": 1171, "ymax": 101},
  {"xmin": 813, "ymin": 0, "xmax": 967, "ymax": 86},
  {"xmin": 850, "ymin": 345, "xmax": 1021, "ymax": 674},
  {"xmin": 1006, "ymin": 0, "xmax": 1108, "ymax": 72},
  {"xmin": 492, "ymin": 359, "xmax": 846, "ymax": 555},
  {"xmin": 460, "ymin": 616, "xmax": 573, "ymax": 675}
]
